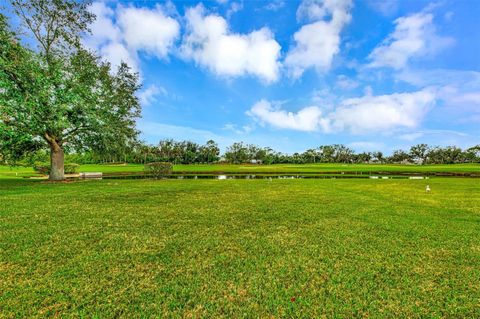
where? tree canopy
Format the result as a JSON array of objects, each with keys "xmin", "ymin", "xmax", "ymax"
[{"xmin": 0, "ymin": 0, "xmax": 141, "ymax": 180}]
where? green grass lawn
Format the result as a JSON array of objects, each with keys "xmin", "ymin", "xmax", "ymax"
[
  {"xmin": 1, "ymin": 178, "xmax": 479, "ymax": 317},
  {"xmin": 0, "ymin": 166, "xmax": 39, "ymax": 179}
]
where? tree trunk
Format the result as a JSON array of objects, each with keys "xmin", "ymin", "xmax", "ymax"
[{"xmin": 49, "ymin": 142, "xmax": 65, "ymax": 181}]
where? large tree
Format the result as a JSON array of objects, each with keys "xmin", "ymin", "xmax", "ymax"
[{"xmin": 1, "ymin": 1, "xmax": 141, "ymax": 180}]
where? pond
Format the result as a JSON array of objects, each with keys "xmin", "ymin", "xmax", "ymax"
[{"xmin": 97, "ymin": 174, "xmax": 431, "ymax": 180}]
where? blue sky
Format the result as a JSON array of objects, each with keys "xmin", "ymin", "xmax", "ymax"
[{"xmin": 83, "ymin": 0, "xmax": 479, "ymax": 153}]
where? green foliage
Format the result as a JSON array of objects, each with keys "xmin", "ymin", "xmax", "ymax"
[
  {"xmin": 144, "ymin": 162, "xmax": 173, "ymax": 178},
  {"xmin": 0, "ymin": 14, "xmax": 44, "ymax": 164},
  {"xmin": 1, "ymin": 2, "xmax": 140, "ymax": 180},
  {"xmin": 390, "ymin": 149, "xmax": 411, "ymax": 163},
  {"xmin": 224, "ymin": 142, "xmax": 250, "ymax": 164},
  {"xmin": 64, "ymin": 163, "xmax": 79, "ymax": 174},
  {"xmin": 153, "ymin": 139, "xmax": 220, "ymax": 164},
  {"xmin": 32, "ymin": 162, "xmax": 79, "ymax": 175},
  {"xmin": 410, "ymin": 144, "xmax": 429, "ymax": 164},
  {"xmin": 32, "ymin": 162, "xmax": 50, "ymax": 175},
  {"xmin": 10, "ymin": 0, "xmax": 95, "ymax": 56}
]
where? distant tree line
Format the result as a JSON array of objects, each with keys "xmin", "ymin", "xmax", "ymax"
[
  {"xmin": 7, "ymin": 141, "xmax": 479, "ymax": 166},
  {"xmin": 221, "ymin": 143, "xmax": 480, "ymax": 165}
]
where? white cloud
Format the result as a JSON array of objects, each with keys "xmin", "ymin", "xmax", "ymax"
[
  {"xmin": 399, "ymin": 129, "xmax": 468, "ymax": 141},
  {"xmin": 295, "ymin": 0, "xmax": 350, "ymax": 21},
  {"xmin": 310, "ymin": 88, "xmax": 337, "ymax": 112},
  {"xmin": 86, "ymin": 2, "xmax": 121, "ymax": 47},
  {"xmin": 398, "ymin": 132, "xmax": 424, "ymax": 141},
  {"xmin": 180, "ymin": 5, "xmax": 281, "ymax": 83},
  {"xmin": 285, "ymin": 0, "xmax": 353, "ymax": 78},
  {"xmin": 223, "ymin": 123, "xmax": 254, "ymax": 134},
  {"xmin": 117, "ymin": 5, "xmax": 180, "ymax": 59},
  {"xmin": 397, "ymin": 68, "xmax": 480, "ymax": 88},
  {"xmin": 366, "ymin": 0, "xmax": 399, "ymax": 16},
  {"xmin": 335, "ymin": 74, "xmax": 359, "ymax": 90},
  {"xmin": 395, "ymin": 129, "xmax": 476, "ymax": 150},
  {"xmin": 97, "ymin": 42, "xmax": 137, "ymax": 71},
  {"xmin": 444, "ymin": 11, "xmax": 454, "ymax": 22},
  {"xmin": 363, "ymin": 86, "xmax": 373, "ymax": 96},
  {"xmin": 247, "ymin": 100, "xmax": 329, "ymax": 132},
  {"xmin": 138, "ymin": 85, "xmax": 168, "ymax": 106},
  {"xmin": 227, "ymin": 2, "xmax": 244, "ymax": 18},
  {"xmin": 248, "ymin": 89, "xmax": 436, "ymax": 133},
  {"xmin": 85, "ymin": 2, "xmax": 136, "ymax": 70},
  {"xmin": 85, "ymin": 2, "xmax": 179, "ymax": 72},
  {"xmin": 368, "ymin": 11, "xmax": 453, "ymax": 69},
  {"xmin": 437, "ymin": 86, "xmax": 480, "ymax": 122},
  {"xmin": 396, "ymin": 69, "xmax": 480, "ymax": 122},
  {"xmin": 264, "ymin": 0, "xmax": 285, "ymax": 11},
  {"xmin": 331, "ymin": 89, "xmax": 435, "ymax": 133}
]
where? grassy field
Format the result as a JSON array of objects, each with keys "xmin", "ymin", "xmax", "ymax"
[
  {"xmin": 1, "ymin": 177, "xmax": 479, "ymax": 317},
  {"xmin": 1, "ymin": 163, "xmax": 479, "ymax": 179}
]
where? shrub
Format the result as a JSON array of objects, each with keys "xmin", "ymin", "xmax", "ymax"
[
  {"xmin": 144, "ymin": 162, "xmax": 173, "ymax": 178},
  {"xmin": 33, "ymin": 162, "xmax": 50, "ymax": 175},
  {"xmin": 32, "ymin": 162, "xmax": 80, "ymax": 175},
  {"xmin": 65, "ymin": 163, "xmax": 80, "ymax": 174}
]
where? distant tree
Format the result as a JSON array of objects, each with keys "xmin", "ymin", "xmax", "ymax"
[
  {"xmin": 253, "ymin": 148, "xmax": 267, "ymax": 162},
  {"xmin": 303, "ymin": 149, "xmax": 319, "ymax": 163},
  {"xmin": 427, "ymin": 146, "xmax": 464, "ymax": 164},
  {"xmin": 288, "ymin": 152, "xmax": 302, "ymax": 164},
  {"xmin": 332, "ymin": 144, "xmax": 354, "ymax": 163},
  {"xmin": 389, "ymin": 150, "xmax": 411, "ymax": 163},
  {"xmin": 183, "ymin": 141, "xmax": 199, "ymax": 164},
  {"xmin": 260, "ymin": 147, "xmax": 276, "ymax": 164},
  {"xmin": 158, "ymin": 139, "xmax": 175, "ymax": 162},
  {"xmin": 443, "ymin": 146, "xmax": 463, "ymax": 164},
  {"xmin": 225, "ymin": 142, "xmax": 249, "ymax": 164},
  {"xmin": 409, "ymin": 144, "xmax": 430, "ymax": 164},
  {"xmin": 464, "ymin": 145, "xmax": 480, "ymax": 163},
  {"xmin": 132, "ymin": 142, "xmax": 149, "ymax": 164},
  {"xmin": 318, "ymin": 145, "xmax": 335, "ymax": 163},
  {"xmin": 197, "ymin": 140, "xmax": 219, "ymax": 163},
  {"xmin": 372, "ymin": 151, "xmax": 384, "ymax": 163},
  {"xmin": 356, "ymin": 152, "xmax": 372, "ymax": 163}
]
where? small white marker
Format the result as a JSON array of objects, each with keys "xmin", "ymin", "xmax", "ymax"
[{"xmin": 426, "ymin": 185, "xmax": 431, "ymax": 192}]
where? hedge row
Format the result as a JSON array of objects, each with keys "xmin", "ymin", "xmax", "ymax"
[{"xmin": 33, "ymin": 162, "xmax": 80, "ymax": 175}]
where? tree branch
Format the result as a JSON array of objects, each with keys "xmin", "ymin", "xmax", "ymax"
[{"xmin": 62, "ymin": 124, "xmax": 92, "ymax": 142}]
